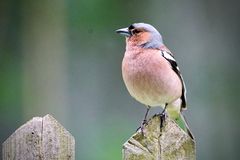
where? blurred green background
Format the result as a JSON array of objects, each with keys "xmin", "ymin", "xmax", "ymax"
[{"xmin": 1, "ymin": 0, "xmax": 240, "ymax": 159}]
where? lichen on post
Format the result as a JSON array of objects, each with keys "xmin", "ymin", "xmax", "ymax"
[{"xmin": 122, "ymin": 114, "xmax": 196, "ymax": 160}]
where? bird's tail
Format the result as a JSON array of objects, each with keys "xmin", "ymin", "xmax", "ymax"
[{"xmin": 175, "ymin": 113, "xmax": 194, "ymax": 139}]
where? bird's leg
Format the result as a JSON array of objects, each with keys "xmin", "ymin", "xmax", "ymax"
[
  {"xmin": 137, "ymin": 106, "xmax": 150, "ymax": 134},
  {"xmin": 160, "ymin": 104, "xmax": 167, "ymax": 129},
  {"xmin": 142, "ymin": 106, "xmax": 150, "ymax": 125}
]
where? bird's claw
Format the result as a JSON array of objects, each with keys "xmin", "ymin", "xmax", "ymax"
[
  {"xmin": 160, "ymin": 112, "xmax": 166, "ymax": 129},
  {"xmin": 136, "ymin": 119, "xmax": 148, "ymax": 136}
]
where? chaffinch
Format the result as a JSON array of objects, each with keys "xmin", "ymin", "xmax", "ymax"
[{"xmin": 116, "ymin": 23, "xmax": 191, "ymax": 135}]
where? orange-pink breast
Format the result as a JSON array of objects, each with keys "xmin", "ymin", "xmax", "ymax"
[{"xmin": 122, "ymin": 48, "xmax": 182, "ymax": 107}]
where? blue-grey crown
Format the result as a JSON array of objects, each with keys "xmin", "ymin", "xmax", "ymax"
[{"xmin": 131, "ymin": 23, "xmax": 163, "ymax": 49}]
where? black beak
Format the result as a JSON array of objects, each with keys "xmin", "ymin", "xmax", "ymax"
[{"xmin": 116, "ymin": 27, "xmax": 131, "ymax": 37}]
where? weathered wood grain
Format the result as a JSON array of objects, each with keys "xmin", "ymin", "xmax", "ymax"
[
  {"xmin": 122, "ymin": 114, "xmax": 196, "ymax": 160},
  {"xmin": 2, "ymin": 114, "xmax": 75, "ymax": 160}
]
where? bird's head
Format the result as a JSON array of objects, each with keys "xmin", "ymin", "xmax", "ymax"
[{"xmin": 116, "ymin": 23, "xmax": 163, "ymax": 49}]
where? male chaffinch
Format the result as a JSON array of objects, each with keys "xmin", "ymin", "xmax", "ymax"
[{"xmin": 116, "ymin": 23, "xmax": 191, "ymax": 136}]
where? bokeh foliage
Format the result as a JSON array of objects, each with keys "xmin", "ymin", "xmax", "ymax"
[{"xmin": 0, "ymin": 0, "xmax": 240, "ymax": 159}]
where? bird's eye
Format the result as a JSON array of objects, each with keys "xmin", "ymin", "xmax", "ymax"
[
  {"xmin": 132, "ymin": 29, "xmax": 141, "ymax": 34},
  {"xmin": 128, "ymin": 25, "xmax": 134, "ymax": 30}
]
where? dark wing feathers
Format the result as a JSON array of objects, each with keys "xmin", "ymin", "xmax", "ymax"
[{"xmin": 161, "ymin": 51, "xmax": 187, "ymax": 109}]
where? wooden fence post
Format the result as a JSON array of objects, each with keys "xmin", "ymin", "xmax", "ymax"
[
  {"xmin": 122, "ymin": 114, "xmax": 196, "ymax": 160},
  {"xmin": 2, "ymin": 114, "xmax": 75, "ymax": 160}
]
